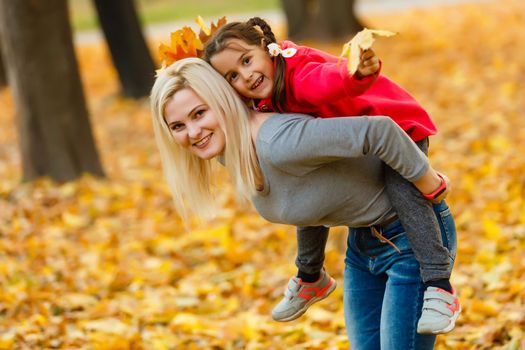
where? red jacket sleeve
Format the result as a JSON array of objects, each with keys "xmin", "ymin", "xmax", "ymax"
[{"xmin": 289, "ymin": 46, "xmax": 379, "ymax": 106}]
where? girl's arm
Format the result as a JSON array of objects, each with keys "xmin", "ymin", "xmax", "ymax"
[
  {"xmin": 414, "ymin": 171, "xmax": 450, "ymax": 203},
  {"xmin": 290, "ymin": 50, "xmax": 379, "ymax": 105}
]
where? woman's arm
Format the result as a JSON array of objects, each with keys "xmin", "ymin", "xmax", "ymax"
[{"xmin": 260, "ymin": 114, "xmax": 430, "ymax": 183}]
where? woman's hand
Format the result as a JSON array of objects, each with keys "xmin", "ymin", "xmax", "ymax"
[{"xmin": 355, "ymin": 49, "xmax": 380, "ymax": 79}]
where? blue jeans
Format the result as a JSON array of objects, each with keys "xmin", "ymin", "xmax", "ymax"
[{"xmin": 344, "ymin": 201, "xmax": 457, "ymax": 350}]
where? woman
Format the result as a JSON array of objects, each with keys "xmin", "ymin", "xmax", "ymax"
[{"xmin": 150, "ymin": 57, "xmax": 457, "ymax": 350}]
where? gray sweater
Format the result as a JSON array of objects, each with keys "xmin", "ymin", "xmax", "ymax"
[{"xmin": 251, "ymin": 114, "xmax": 429, "ymax": 228}]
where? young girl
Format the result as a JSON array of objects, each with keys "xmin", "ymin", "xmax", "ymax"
[{"xmin": 203, "ymin": 17, "xmax": 459, "ymax": 334}]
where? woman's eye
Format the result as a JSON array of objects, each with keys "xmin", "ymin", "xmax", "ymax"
[
  {"xmin": 243, "ymin": 57, "xmax": 251, "ymax": 65},
  {"xmin": 171, "ymin": 123, "xmax": 184, "ymax": 131},
  {"xmin": 194, "ymin": 109, "xmax": 207, "ymax": 119}
]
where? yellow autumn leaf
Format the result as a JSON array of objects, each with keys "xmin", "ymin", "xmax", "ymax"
[
  {"xmin": 308, "ymin": 308, "xmax": 335, "ymax": 324},
  {"xmin": 62, "ymin": 211, "xmax": 89, "ymax": 228},
  {"xmin": 0, "ymin": 331, "xmax": 15, "ymax": 350},
  {"xmin": 488, "ymin": 136, "xmax": 510, "ymax": 152},
  {"xmin": 157, "ymin": 26, "xmax": 204, "ymax": 68},
  {"xmin": 59, "ymin": 293, "xmax": 98, "ymax": 310},
  {"xmin": 198, "ymin": 16, "xmax": 227, "ymax": 45},
  {"xmin": 170, "ymin": 313, "xmax": 204, "ymax": 331},
  {"xmin": 90, "ymin": 335, "xmax": 133, "ymax": 350},
  {"xmin": 469, "ymin": 299, "xmax": 500, "ymax": 317},
  {"xmin": 482, "ymin": 218, "xmax": 502, "ymax": 240},
  {"xmin": 195, "ymin": 15, "xmax": 210, "ymax": 36},
  {"xmin": 83, "ymin": 318, "xmax": 130, "ymax": 335},
  {"xmin": 339, "ymin": 28, "xmax": 396, "ymax": 74}
]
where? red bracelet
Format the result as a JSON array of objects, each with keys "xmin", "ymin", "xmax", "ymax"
[{"xmin": 422, "ymin": 173, "xmax": 447, "ymax": 201}]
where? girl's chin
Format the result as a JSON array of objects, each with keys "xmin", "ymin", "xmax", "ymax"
[{"xmin": 257, "ymin": 90, "xmax": 272, "ymax": 100}]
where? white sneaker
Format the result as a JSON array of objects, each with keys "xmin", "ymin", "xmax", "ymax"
[
  {"xmin": 271, "ymin": 269, "xmax": 337, "ymax": 322},
  {"xmin": 417, "ymin": 287, "xmax": 461, "ymax": 334}
]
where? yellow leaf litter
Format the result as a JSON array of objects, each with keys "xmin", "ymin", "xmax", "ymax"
[{"xmin": 1, "ymin": 0, "xmax": 525, "ymax": 349}]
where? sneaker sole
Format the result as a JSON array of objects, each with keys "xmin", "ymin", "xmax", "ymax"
[{"xmin": 273, "ymin": 278, "xmax": 337, "ymax": 322}]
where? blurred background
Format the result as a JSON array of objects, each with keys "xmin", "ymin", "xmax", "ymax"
[{"xmin": 0, "ymin": 0, "xmax": 524, "ymax": 349}]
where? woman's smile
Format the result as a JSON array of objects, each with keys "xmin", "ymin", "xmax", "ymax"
[{"xmin": 193, "ymin": 133, "xmax": 213, "ymax": 148}]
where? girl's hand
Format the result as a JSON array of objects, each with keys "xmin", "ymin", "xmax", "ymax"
[
  {"xmin": 413, "ymin": 168, "xmax": 451, "ymax": 203},
  {"xmin": 355, "ymin": 49, "xmax": 380, "ymax": 79},
  {"xmin": 422, "ymin": 172, "xmax": 451, "ymax": 204}
]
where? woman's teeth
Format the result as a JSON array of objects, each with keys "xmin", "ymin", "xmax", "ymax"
[{"xmin": 194, "ymin": 134, "xmax": 211, "ymax": 147}]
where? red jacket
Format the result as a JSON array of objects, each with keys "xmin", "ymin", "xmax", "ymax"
[{"xmin": 256, "ymin": 41, "xmax": 436, "ymax": 141}]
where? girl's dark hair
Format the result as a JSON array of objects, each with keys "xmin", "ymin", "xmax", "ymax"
[{"xmin": 203, "ymin": 17, "xmax": 287, "ymax": 112}]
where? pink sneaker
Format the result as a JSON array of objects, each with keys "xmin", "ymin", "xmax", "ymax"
[
  {"xmin": 271, "ymin": 269, "xmax": 337, "ymax": 322},
  {"xmin": 417, "ymin": 287, "xmax": 461, "ymax": 334}
]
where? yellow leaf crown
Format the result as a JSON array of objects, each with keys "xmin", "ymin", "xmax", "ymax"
[{"xmin": 158, "ymin": 16, "xmax": 227, "ymax": 69}]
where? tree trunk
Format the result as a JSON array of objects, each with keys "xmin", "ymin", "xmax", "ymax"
[
  {"xmin": 92, "ymin": 0, "xmax": 155, "ymax": 99},
  {"xmin": 0, "ymin": 0, "xmax": 104, "ymax": 181},
  {"xmin": 0, "ymin": 41, "xmax": 6, "ymax": 87},
  {"xmin": 281, "ymin": 0, "xmax": 364, "ymax": 42},
  {"xmin": 280, "ymin": 0, "xmax": 315, "ymax": 42},
  {"xmin": 318, "ymin": 0, "xmax": 363, "ymax": 41}
]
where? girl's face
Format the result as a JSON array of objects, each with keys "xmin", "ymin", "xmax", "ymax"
[
  {"xmin": 209, "ymin": 38, "xmax": 275, "ymax": 100},
  {"xmin": 164, "ymin": 88, "xmax": 225, "ymax": 160}
]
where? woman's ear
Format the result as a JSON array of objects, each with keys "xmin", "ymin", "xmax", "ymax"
[{"xmin": 260, "ymin": 38, "xmax": 266, "ymax": 48}]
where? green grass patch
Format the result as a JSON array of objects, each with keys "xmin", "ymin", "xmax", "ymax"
[{"xmin": 69, "ymin": 0, "xmax": 280, "ymax": 32}]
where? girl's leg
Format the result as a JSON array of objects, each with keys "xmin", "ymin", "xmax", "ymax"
[
  {"xmin": 385, "ymin": 151, "xmax": 460, "ymax": 334},
  {"xmin": 385, "ymin": 139, "xmax": 459, "ymax": 334},
  {"xmin": 384, "ymin": 138, "xmax": 454, "ymax": 285},
  {"xmin": 271, "ymin": 225, "xmax": 336, "ymax": 322},
  {"xmin": 295, "ymin": 225, "xmax": 329, "ymax": 277}
]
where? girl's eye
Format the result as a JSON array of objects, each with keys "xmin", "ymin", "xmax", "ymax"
[
  {"xmin": 243, "ymin": 57, "xmax": 251, "ymax": 65},
  {"xmin": 229, "ymin": 72, "xmax": 238, "ymax": 82}
]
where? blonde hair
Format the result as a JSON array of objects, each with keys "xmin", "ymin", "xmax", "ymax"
[{"xmin": 150, "ymin": 58, "xmax": 260, "ymax": 220}]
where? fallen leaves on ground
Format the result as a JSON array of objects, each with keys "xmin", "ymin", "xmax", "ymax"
[{"xmin": 0, "ymin": 0, "xmax": 524, "ymax": 348}]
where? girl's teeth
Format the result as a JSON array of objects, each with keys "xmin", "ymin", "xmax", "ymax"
[{"xmin": 253, "ymin": 77, "xmax": 262, "ymax": 89}]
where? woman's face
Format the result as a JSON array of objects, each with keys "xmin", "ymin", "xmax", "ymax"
[
  {"xmin": 164, "ymin": 88, "xmax": 226, "ymax": 160},
  {"xmin": 209, "ymin": 38, "xmax": 275, "ymax": 101}
]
